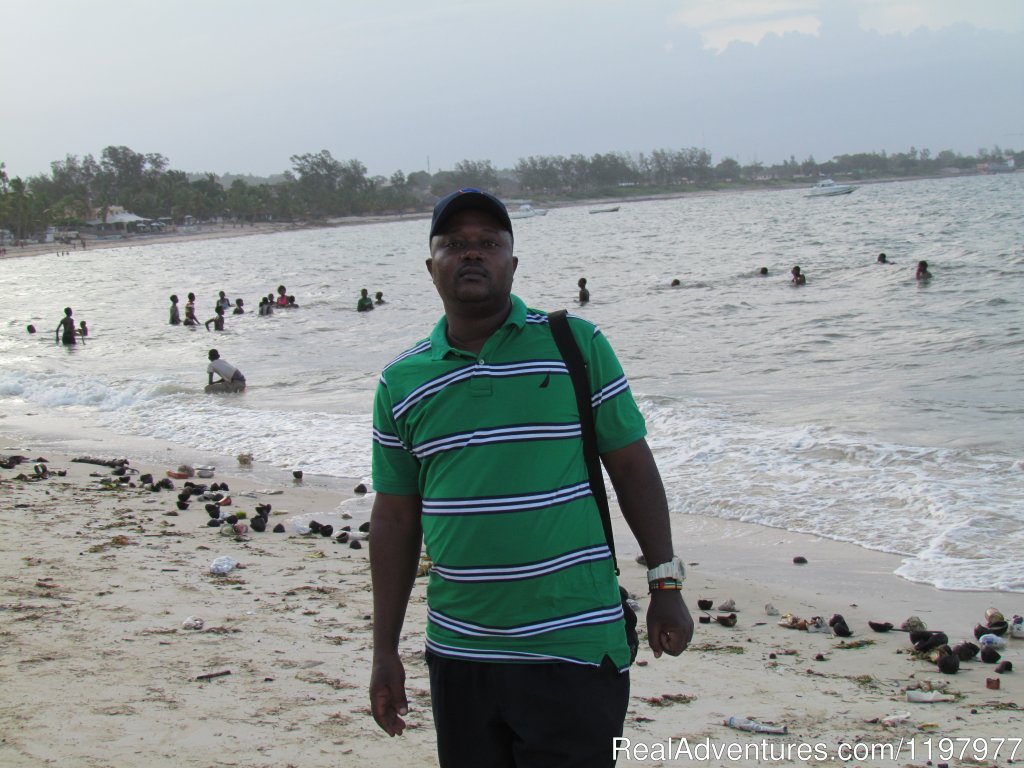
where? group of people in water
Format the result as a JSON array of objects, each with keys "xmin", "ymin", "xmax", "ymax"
[
  {"xmin": 25, "ymin": 307, "xmax": 88, "ymax": 345},
  {"xmin": 40, "ymin": 278, "xmax": 394, "ymax": 397},
  {"xmin": 167, "ymin": 284, "xmax": 388, "ymax": 322},
  {"xmin": 877, "ymin": 251, "xmax": 932, "ymax": 279},
  {"xmin": 49, "ymin": 307, "xmax": 88, "ymax": 345},
  {"xmin": 168, "ymin": 284, "xmax": 300, "ymax": 330},
  {"xmin": 578, "ymin": 253, "xmax": 933, "ymax": 302},
  {"xmin": 783, "ymin": 254, "xmax": 933, "ymax": 286},
  {"xmin": 357, "ymin": 289, "xmax": 385, "ymax": 312},
  {"xmin": 45, "ymin": 280, "xmax": 387, "ymax": 351},
  {"xmin": 45, "ymin": 251, "xmax": 934, "ymax": 396},
  {"xmin": 257, "ymin": 285, "xmax": 299, "ymax": 316}
]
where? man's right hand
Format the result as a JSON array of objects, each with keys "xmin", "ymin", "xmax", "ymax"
[{"xmin": 369, "ymin": 653, "xmax": 409, "ymax": 736}]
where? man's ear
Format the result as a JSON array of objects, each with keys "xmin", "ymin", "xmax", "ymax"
[
  {"xmin": 425, "ymin": 258, "xmax": 434, "ymax": 277},
  {"xmin": 512, "ymin": 256, "xmax": 518, "ymax": 274}
]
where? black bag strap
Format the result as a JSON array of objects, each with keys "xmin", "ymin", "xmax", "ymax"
[{"xmin": 548, "ymin": 309, "xmax": 619, "ymax": 573}]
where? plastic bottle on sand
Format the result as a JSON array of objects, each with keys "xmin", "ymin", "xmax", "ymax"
[{"xmin": 209, "ymin": 556, "xmax": 237, "ymax": 575}]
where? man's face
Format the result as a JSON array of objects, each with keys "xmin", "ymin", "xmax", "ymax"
[{"xmin": 427, "ymin": 209, "xmax": 516, "ymax": 314}]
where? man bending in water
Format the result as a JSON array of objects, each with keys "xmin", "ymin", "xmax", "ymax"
[{"xmin": 206, "ymin": 349, "xmax": 246, "ymax": 393}]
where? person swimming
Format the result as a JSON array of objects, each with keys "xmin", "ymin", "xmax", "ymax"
[
  {"xmin": 233, "ymin": 298, "xmax": 245, "ymax": 315},
  {"xmin": 791, "ymin": 266, "xmax": 806, "ymax": 285},
  {"xmin": 758, "ymin": 267, "xmax": 768, "ymax": 276},
  {"xmin": 578, "ymin": 277, "xmax": 590, "ymax": 303},
  {"xmin": 217, "ymin": 291, "xmax": 232, "ymax": 311},
  {"xmin": 169, "ymin": 295, "xmax": 181, "ymax": 325},
  {"xmin": 877, "ymin": 253, "xmax": 889, "ymax": 264},
  {"xmin": 916, "ymin": 260, "xmax": 932, "ymax": 280}
]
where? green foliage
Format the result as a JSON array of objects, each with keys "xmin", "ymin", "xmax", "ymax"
[{"xmin": 0, "ymin": 140, "xmax": 1014, "ymax": 240}]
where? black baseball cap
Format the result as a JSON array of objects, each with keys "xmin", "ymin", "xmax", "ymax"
[{"xmin": 429, "ymin": 188, "xmax": 513, "ymax": 242}]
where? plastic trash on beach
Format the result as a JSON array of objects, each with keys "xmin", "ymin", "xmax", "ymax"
[
  {"xmin": 209, "ymin": 556, "xmax": 237, "ymax": 575},
  {"xmin": 879, "ymin": 711, "xmax": 912, "ymax": 727},
  {"xmin": 911, "ymin": 679, "xmax": 949, "ymax": 693},
  {"xmin": 182, "ymin": 616, "xmax": 204, "ymax": 630},
  {"xmin": 335, "ymin": 492, "xmax": 375, "ymax": 519},
  {"xmin": 978, "ymin": 633, "xmax": 1008, "ymax": 649},
  {"xmin": 1011, "ymin": 615, "xmax": 1024, "ymax": 638},
  {"xmin": 724, "ymin": 716, "xmax": 787, "ymax": 735},
  {"xmin": 806, "ymin": 616, "xmax": 831, "ymax": 634},
  {"xmin": 906, "ymin": 690, "xmax": 955, "ymax": 703}
]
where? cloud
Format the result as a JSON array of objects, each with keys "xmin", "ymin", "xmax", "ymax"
[
  {"xmin": 672, "ymin": 0, "xmax": 823, "ymax": 49},
  {"xmin": 671, "ymin": 0, "xmax": 1024, "ymax": 50}
]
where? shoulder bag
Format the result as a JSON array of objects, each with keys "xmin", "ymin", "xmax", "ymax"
[{"xmin": 548, "ymin": 309, "xmax": 639, "ymax": 664}]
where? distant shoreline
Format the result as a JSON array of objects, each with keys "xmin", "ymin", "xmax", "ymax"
[{"xmin": 3, "ymin": 171, "xmax": 1008, "ymax": 262}]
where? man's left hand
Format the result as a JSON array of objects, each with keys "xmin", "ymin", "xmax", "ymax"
[{"xmin": 647, "ymin": 590, "xmax": 693, "ymax": 658}]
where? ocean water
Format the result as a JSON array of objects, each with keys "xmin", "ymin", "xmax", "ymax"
[{"xmin": 2, "ymin": 173, "xmax": 1022, "ymax": 592}]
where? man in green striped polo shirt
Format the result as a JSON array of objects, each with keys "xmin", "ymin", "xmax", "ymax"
[{"xmin": 369, "ymin": 189, "xmax": 693, "ymax": 767}]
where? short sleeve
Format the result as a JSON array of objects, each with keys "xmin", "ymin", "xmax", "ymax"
[{"xmin": 371, "ymin": 375, "xmax": 422, "ymax": 495}]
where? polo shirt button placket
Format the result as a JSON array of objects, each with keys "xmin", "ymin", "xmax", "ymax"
[{"xmin": 470, "ymin": 359, "xmax": 492, "ymax": 396}]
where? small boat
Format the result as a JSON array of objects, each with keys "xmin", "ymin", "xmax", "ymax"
[
  {"xmin": 588, "ymin": 206, "xmax": 620, "ymax": 214},
  {"xmin": 508, "ymin": 204, "xmax": 547, "ymax": 219},
  {"xmin": 807, "ymin": 179, "xmax": 855, "ymax": 197}
]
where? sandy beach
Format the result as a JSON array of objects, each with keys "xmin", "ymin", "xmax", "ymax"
[{"xmin": 1, "ymin": 435, "xmax": 1020, "ymax": 768}]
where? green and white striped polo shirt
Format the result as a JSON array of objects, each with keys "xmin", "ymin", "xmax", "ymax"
[{"xmin": 372, "ymin": 295, "xmax": 647, "ymax": 670}]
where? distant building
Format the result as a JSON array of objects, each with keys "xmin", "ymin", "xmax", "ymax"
[
  {"xmin": 85, "ymin": 205, "xmax": 148, "ymax": 234},
  {"xmin": 977, "ymin": 156, "xmax": 1016, "ymax": 174}
]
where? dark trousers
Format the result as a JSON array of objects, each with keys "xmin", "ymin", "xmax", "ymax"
[{"xmin": 426, "ymin": 653, "xmax": 630, "ymax": 768}]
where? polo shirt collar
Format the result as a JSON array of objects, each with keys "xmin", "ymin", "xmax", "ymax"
[{"xmin": 430, "ymin": 295, "xmax": 527, "ymax": 360}]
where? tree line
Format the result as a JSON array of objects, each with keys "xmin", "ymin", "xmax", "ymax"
[{"xmin": 0, "ymin": 143, "xmax": 1018, "ymax": 240}]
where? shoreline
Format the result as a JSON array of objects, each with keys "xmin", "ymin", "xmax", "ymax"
[
  {"xmin": 3, "ymin": 172, "xmax": 997, "ymax": 263},
  {"xmin": 1, "ymin": 431, "xmax": 1020, "ymax": 767}
]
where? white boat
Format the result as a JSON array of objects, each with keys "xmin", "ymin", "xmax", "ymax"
[
  {"xmin": 508, "ymin": 204, "xmax": 547, "ymax": 219},
  {"xmin": 588, "ymin": 206, "xmax": 620, "ymax": 214},
  {"xmin": 807, "ymin": 179, "xmax": 856, "ymax": 197}
]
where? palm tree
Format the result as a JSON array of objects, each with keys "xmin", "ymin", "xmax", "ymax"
[{"xmin": 7, "ymin": 177, "xmax": 33, "ymax": 240}]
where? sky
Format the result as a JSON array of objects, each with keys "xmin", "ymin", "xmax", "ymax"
[{"xmin": 2, "ymin": 0, "xmax": 1022, "ymax": 180}]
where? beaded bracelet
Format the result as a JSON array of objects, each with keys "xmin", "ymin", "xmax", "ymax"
[{"xmin": 648, "ymin": 577, "xmax": 683, "ymax": 592}]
